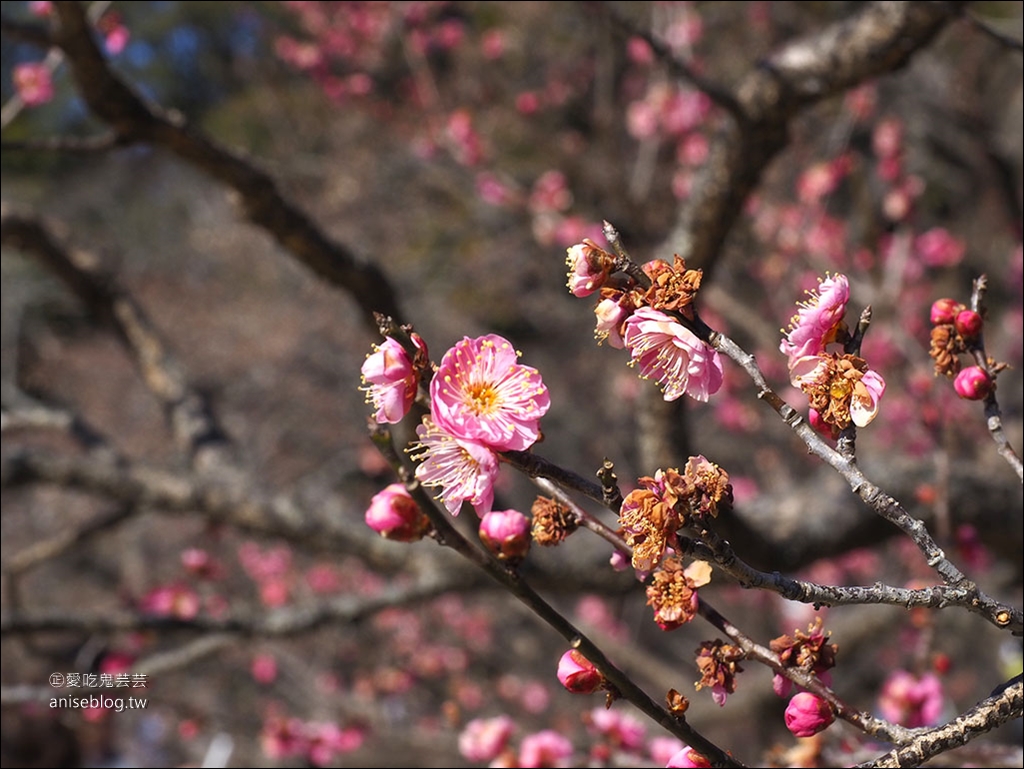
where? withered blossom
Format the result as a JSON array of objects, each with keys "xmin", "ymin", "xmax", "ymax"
[
  {"xmin": 694, "ymin": 639, "xmax": 745, "ymax": 706},
  {"xmin": 790, "ymin": 352, "xmax": 886, "ymax": 432},
  {"xmin": 530, "ymin": 496, "xmax": 578, "ymax": 546},
  {"xmin": 643, "ymin": 256, "xmax": 703, "ymax": 319},
  {"xmin": 684, "ymin": 455, "xmax": 733, "ymax": 518},
  {"xmin": 928, "ymin": 323, "xmax": 965, "ymax": 378},
  {"xmin": 646, "ymin": 557, "xmax": 711, "ymax": 631}
]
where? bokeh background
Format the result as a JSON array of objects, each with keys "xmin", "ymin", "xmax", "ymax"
[{"xmin": 2, "ymin": 2, "xmax": 1022, "ymax": 767}]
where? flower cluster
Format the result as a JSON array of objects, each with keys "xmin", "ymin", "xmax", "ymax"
[
  {"xmin": 618, "ymin": 458, "xmax": 732, "ymax": 572},
  {"xmin": 363, "ymin": 332, "xmax": 550, "ymax": 519},
  {"xmin": 769, "ymin": 617, "xmax": 838, "ymax": 698},
  {"xmin": 694, "ymin": 639, "xmax": 745, "ymax": 706},
  {"xmin": 928, "ymin": 296, "xmax": 996, "ymax": 401},
  {"xmin": 566, "ymin": 239, "xmax": 724, "ymax": 402},
  {"xmin": 781, "ymin": 274, "xmax": 885, "ymax": 435}
]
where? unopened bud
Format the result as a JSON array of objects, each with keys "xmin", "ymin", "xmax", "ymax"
[
  {"xmin": 478, "ymin": 509, "xmax": 531, "ymax": 562},
  {"xmin": 929, "ymin": 298, "xmax": 962, "ymax": 326},
  {"xmin": 365, "ymin": 483, "xmax": 431, "ymax": 542},
  {"xmin": 953, "ymin": 366, "xmax": 992, "ymax": 401},
  {"xmin": 556, "ymin": 649, "xmax": 604, "ymax": 694},
  {"xmin": 784, "ymin": 692, "xmax": 835, "ymax": 738},
  {"xmin": 954, "ymin": 309, "xmax": 983, "ymax": 339}
]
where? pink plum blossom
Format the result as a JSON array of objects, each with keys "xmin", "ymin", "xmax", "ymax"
[
  {"xmin": 784, "ymin": 692, "xmax": 835, "ymax": 737},
  {"xmin": 593, "ymin": 295, "xmax": 633, "ymax": 348},
  {"xmin": 430, "ymin": 335, "xmax": 550, "ymax": 451},
  {"xmin": 409, "ymin": 416, "xmax": 500, "ymax": 516},
  {"xmin": 565, "ymin": 240, "xmax": 612, "ymax": 297},
  {"xmin": 779, "ymin": 273, "xmax": 849, "ymax": 365},
  {"xmin": 878, "ymin": 670, "xmax": 945, "ymax": 727},
  {"xmin": 364, "ymin": 482, "xmax": 430, "ymax": 541},
  {"xmin": 13, "ymin": 62, "xmax": 54, "ymax": 107},
  {"xmin": 360, "ymin": 335, "xmax": 426, "ymax": 424},
  {"xmin": 623, "ymin": 307, "xmax": 724, "ymax": 402},
  {"xmin": 458, "ymin": 715, "xmax": 516, "ymax": 763}
]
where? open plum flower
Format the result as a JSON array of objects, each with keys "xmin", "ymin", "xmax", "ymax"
[
  {"xmin": 408, "ymin": 416, "xmax": 499, "ymax": 516},
  {"xmin": 430, "ymin": 334, "xmax": 551, "ymax": 451},
  {"xmin": 781, "ymin": 273, "xmax": 885, "ymax": 433},
  {"xmin": 623, "ymin": 307, "xmax": 724, "ymax": 402},
  {"xmin": 780, "ymin": 273, "xmax": 849, "ymax": 366}
]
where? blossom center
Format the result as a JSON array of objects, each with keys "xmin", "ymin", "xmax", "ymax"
[{"xmin": 464, "ymin": 382, "xmax": 500, "ymax": 415}]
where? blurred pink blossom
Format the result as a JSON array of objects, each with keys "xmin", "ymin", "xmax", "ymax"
[
  {"xmin": 13, "ymin": 62, "xmax": 54, "ymax": 107},
  {"xmin": 878, "ymin": 670, "xmax": 945, "ymax": 727},
  {"xmin": 518, "ymin": 729, "xmax": 574, "ymax": 768},
  {"xmin": 458, "ymin": 715, "xmax": 517, "ymax": 763}
]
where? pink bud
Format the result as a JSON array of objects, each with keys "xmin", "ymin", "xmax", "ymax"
[
  {"xmin": 954, "ymin": 309, "xmax": 983, "ymax": 339},
  {"xmin": 953, "ymin": 367, "xmax": 992, "ymax": 401},
  {"xmin": 929, "ymin": 298, "xmax": 962, "ymax": 326},
  {"xmin": 665, "ymin": 746, "xmax": 711, "ymax": 768},
  {"xmin": 364, "ymin": 483, "xmax": 430, "ymax": 542},
  {"xmin": 557, "ymin": 649, "xmax": 603, "ymax": 694},
  {"xmin": 478, "ymin": 509, "xmax": 531, "ymax": 562},
  {"xmin": 784, "ymin": 692, "xmax": 835, "ymax": 738}
]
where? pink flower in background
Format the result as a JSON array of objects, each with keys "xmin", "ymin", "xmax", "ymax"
[
  {"xmin": 623, "ymin": 307, "xmax": 724, "ymax": 402},
  {"xmin": 587, "ymin": 707, "xmax": 646, "ymax": 751},
  {"xmin": 409, "ymin": 416, "xmax": 499, "ymax": 515},
  {"xmin": 13, "ymin": 62, "xmax": 54, "ymax": 107},
  {"xmin": 518, "ymin": 729, "xmax": 574, "ymax": 768},
  {"xmin": 139, "ymin": 583, "xmax": 200, "ymax": 619},
  {"xmin": 784, "ymin": 692, "xmax": 835, "ymax": 737},
  {"xmin": 430, "ymin": 335, "xmax": 550, "ymax": 451},
  {"xmin": 252, "ymin": 653, "xmax": 278, "ymax": 684},
  {"xmin": 364, "ymin": 482, "xmax": 430, "ymax": 541},
  {"xmin": 779, "ymin": 273, "xmax": 849, "ymax": 365},
  {"xmin": 649, "ymin": 737, "xmax": 686, "ymax": 766},
  {"xmin": 914, "ymin": 227, "xmax": 965, "ymax": 268},
  {"xmin": 361, "ymin": 335, "xmax": 425, "ymax": 424},
  {"xmin": 458, "ymin": 715, "xmax": 516, "ymax": 762},
  {"xmin": 878, "ymin": 670, "xmax": 945, "ymax": 727}
]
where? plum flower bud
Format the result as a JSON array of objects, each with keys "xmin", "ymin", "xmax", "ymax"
[
  {"xmin": 953, "ymin": 366, "xmax": 992, "ymax": 401},
  {"xmin": 557, "ymin": 649, "xmax": 604, "ymax": 694},
  {"xmin": 364, "ymin": 483, "xmax": 431, "ymax": 542},
  {"xmin": 665, "ymin": 746, "xmax": 711, "ymax": 768},
  {"xmin": 784, "ymin": 692, "xmax": 835, "ymax": 737},
  {"xmin": 929, "ymin": 298, "xmax": 962, "ymax": 326},
  {"xmin": 566, "ymin": 240, "xmax": 614, "ymax": 297},
  {"xmin": 479, "ymin": 509, "xmax": 532, "ymax": 562},
  {"xmin": 954, "ymin": 309, "xmax": 983, "ymax": 339}
]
